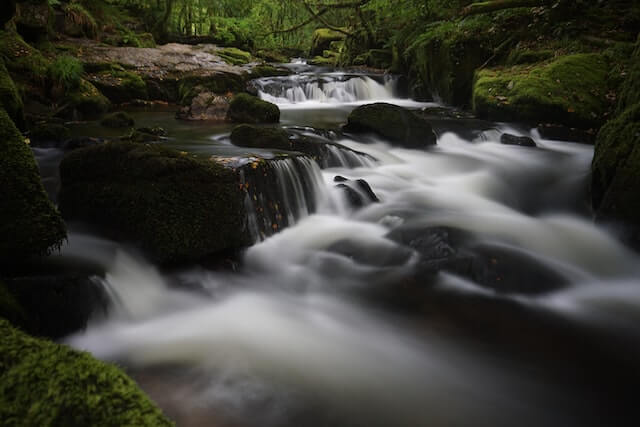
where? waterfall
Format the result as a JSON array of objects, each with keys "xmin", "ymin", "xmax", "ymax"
[
  {"xmin": 241, "ymin": 156, "xmax": 329, "ymax": 242},
  {"xmin": 255, "ymin": 74, "xmax": 398, "ymax": 105},
  {"xmin": 323, "ymin": 144, "xmax": 377, "ymax": 168}
]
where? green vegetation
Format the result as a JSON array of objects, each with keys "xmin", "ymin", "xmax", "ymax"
[
  {"xmin": 47, "ymin": 55, "xmax": 84, "ymax": 91},
  {"xmin": 0, "ymin": 59, "xmax": 24, "ymax": 128},
  {"xmin": 217, "ymin": 47, "xmax": 252, "ymax": 65},
  {"xmin": 64, "ymin": 79, "xmax": 111, "ymax": 118},
  {"xmin": 0, "ymin": 108, "xmax": 66, "ymax": 263},
  {"xmin": 62, "ymin": 2, "xmax": 98, "ymax": 39},
  {"xmin": 228, "ymin": 93, "xmax": 280, "ymax": 123},
  {"xmin": 0, "ymin": 318, "xmax": 173, "ymax": 427}
]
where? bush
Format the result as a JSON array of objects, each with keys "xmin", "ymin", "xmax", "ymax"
[{"xmin": 48, "ymin": 55, "xmax": 84, "ymax": 91}]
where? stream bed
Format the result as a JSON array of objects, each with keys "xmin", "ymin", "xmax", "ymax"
[{"xmin": 35, "ymin": 64, "xmax": 640, "ymax": 427}]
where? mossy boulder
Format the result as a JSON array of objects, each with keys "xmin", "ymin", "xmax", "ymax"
[
  {"xmin": 59, "ymin": 142, "xmax": 250, "ymax": 263},
  {"xmin": 308, "ymin": 55, "xmax": 336, "ymax": 67},
  {"xmin": 62, "ymin": 79, "xmax": 111, "ymax": 119},
  {"xmin": 0, "ymin": 28, "xmax": 49, "ymax": 80},
  {"xmin": 344, "ymin": 103, "xmax": 437, "ymax": 148},
  {"xmin": 473, "ymin": 54, "xmax": 613, "ymax": 130},
  {"xmin": 247, "ymin": 65, "xmax": 290, "ymax": 79},
  {"xmin": 0, "ymin": 58, "xmax": 24, "ymax": 128},
  {"xmin": 506, "ymin": 49, "xmax": 555, "ymax": 66},
  {"xmin": 88, "ymin": 69, "xmax": 148, "ymax": 104},
  {"xmin": 310, "ymin": 28, "xmax": 346, "ymax": 57},
  {"xmin": 227, "ymin": 93, "xmax": 280, "ymax": 124},
  {"xmin": 230, "ymin": 125, "xmax": 291, "ymax": 151},
  {"xmin": 217, "ymin": 47, "xmax": 252, "ymax": 65},
  {"xmin": 0, "ymin": 318, "xmax": 173, "ymax": 426},
  {"xmin": 0, "ymin": 108, "xmax": 66, "ymax": 263},
  {"xmin": 14, "ymin": 0, "xmax": 50, "ymax": 41},
  {"xmin": 29, "ymin": 122, "xmax": 70, "ymax": 144},
  {"xmin": 0, "ymin": 281, "xmax": 28, "ymax": 330},
  {"xmin": 177, "ymin": 72, "xmax": 245, "ymax": 106},
  {"xmin": 101, "ymin": 111, "xmax": 135, "ymax": 128},
  {"xmin": 62, "ymin": 3, "xmax": 98, "ymax": 39}
]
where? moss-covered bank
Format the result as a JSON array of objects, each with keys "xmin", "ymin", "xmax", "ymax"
[
  {"xmin": 0, "ymin": 108, "xmax": 66, "ymax": 264},
  {"xmin": 0, "ymin": 318, "xmax": 173, "ymax": 426}
]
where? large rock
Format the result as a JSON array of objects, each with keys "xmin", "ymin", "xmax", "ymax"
[
  {"xmin": 60, "ymin": 79, "xmax": 111, "ymax": 120},
  {"xmin": 0, "ymin": 318, "xmax": 173, "ymax": 426},
  {"xmin": 59, "ymin": 142, "xmax": 250, "ymax": 263},
  {"xmin": 473, "ymin": 54, "xmax": 614, "ymax": 130},
  {"xmin": 14, "ymin": 0, "xmax": 50, "ymax": 41},
  {"xmin": 87, "ymin": 68, "xmax": 148, "ymax": 104},
  {"xmin": 227, "ymin": 93, "xmax": 280, "ymax": 124},
  {"xmin": 343, "ymin": 103, "xmax": 437, "ymax": 148},
  {"xmin": 310, "ymin": 28, "xmax": 346, "ymax": 57},
  {"xmin": 0, "ymin": 109, "xmax": 66, "ymax": 264},
  {"xmin": 176, "ymin": 91, "xmax": 230, "ymax": 121},
  {"xmin": 0, "ymin": 59, "xmax": 24, "ymax": 129}
]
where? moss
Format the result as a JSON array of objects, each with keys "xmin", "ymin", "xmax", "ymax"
[
  {"xmin": 0, "ymin": 108, "xmax": 66, "ymax": 262},
  {"xmin": 0, "ymin": 59, "xmax": 24, "ymax": 128},
  {"xmin": 227, "ymin": 93, "xmax": 280, "ymax": 124},
  {"xmin": 62, "ymin": 2, "xmax": 97, "ymax": 39},
  {"xmin": 47, "ymin": 55, "xmax": 84, "ymax": 91},
  {"xmin": 591, "ymin": 104, "xmax": 640, "ymax": 225},
  {"xmin": 506, "ymin": 48, "xmax": 555, "ymax": 66},
  {"xmin": 230, "ymin": 125, "xmax": 290, "ymax": 150},
  {"xmin": 0, "ymin": 282, "xmax": 29, "ymax": 330},
  {"xmin": 0, "ymin": 29, "xmax": 49, "ymax": 81},
  {"xmin": 217, "ymin": 47, "xmax": 252, "ymax": 65},
  {"xmin": 255, "ymin": 49, "xmax": 289, "ymax": 63},
  {"xmin": 101, "ymin": 111, "xmax": 134, "ymax": 128},
  {"xmin": 29, "ymin": 122, "xmax": 70, "ymax": 143},
  {"xmin": 88, "ymin": 68, "xmax": 148, "ymax": 104},
  {"xmin": 63, "ymin": 79, "xmax": 111, "ymax": 119},
  {"xmin": 308, "ymin": 55, "xmax": 336, "ymax": 66},
  {"xmin": 0, "ymin": 318, "xmax": 173, "ymax": 426},
  {"xmin": 617, "ymin": 35, "xmax": 640, "ymax": 113},
  {"xmin": 344, "ymin": 103, "xmax": 437, "ymax": 148},
  {"xmin": 248, "ymin": 65, "xmax": 290, "ymax": 79},
  {"xmin": 473, "ymin": 53, "xmax": 613, "ymax": 129},
  {"xmin": 310, "ymin": 28, "xmax": 346, "ymax": 57},
  {"xmin": 59, "ymin": 142, "xmax": 250, "ymax": 263}
]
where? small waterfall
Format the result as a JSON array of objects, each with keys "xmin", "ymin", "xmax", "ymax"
[
  {"xmin": 323, "ymin": 144, "xmax": 377, "ymax": 168},
  {"xmin": 241, "ymin": 156, "xmax": 329, "ymax": 241},
  {"xmin": 256, "ymin": 74, "xmax": 397, "ymax": 105}
]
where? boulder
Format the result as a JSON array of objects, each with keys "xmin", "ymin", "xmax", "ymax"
[
  {"xmin": 59, "ymin": 142, "xmax": 249, "ymax": 263},
  {"xmin": 473, "ymin": 54, "xmax": 614, "ymax": 130},
  {"xmin": 61, "ymin": 79, "xmax": 111, "ymax": 120},
  {"xmin": 500, "ymin": 133, "xmax": 536, "ymax": 147},
  {"xmin": 0, "ymin": 59, "xmax": 24, "ymax": 129},
  {"xmin": 176, "ymin": 92, "xmax": 230, "ymax": 121},
  {"xmin": 227, "ymin": 93, "xmax": 280, "ymax": 124},
  {"xmin": 29, "ymin": 122, "xmax": 70, "ymax": 145},
  {"xmin": 101, "ymin": 111, "xmax": 135, "ymax": 128},
  {"xmin": 230, "ymin": 125, "xmax": 291, "ymax": 150},
  {"xmin": 343, "ymin": 103, "xmax": 437, "ymax": 148},
  {"xmin": 0, "ymin": 109, "xmax": 66, "ymax": 264},
  {"xmin": 216, "ymin": 47, "xmax": 252, "ymax": 65},
  {"xmin": 333, "ymin": 176, "xmax": 379, "ymax": 208},
  {"xmin": 0, "ymin": 318, "xmax": 173, "ymax": 426},
  {"xmin": 87, "ymin": 69, "xmax": 148, "ymax": 104},
  {"xmin": 310, "ymin": 28, "xmax": 346, "ymax": 57},
  {"xmin": 14, "ymin": 0, "xmax": 50, "ymax": 41}
]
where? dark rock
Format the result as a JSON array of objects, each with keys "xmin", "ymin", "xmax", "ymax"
[
  {"xmin": 335, "ymin": 178, "xmax": 379, "ymax": 208},
  {"xmin": 500, "ymin": 133, "xmax": 536, "ymax": 147},
  {"xmin": 0, "ymin": 59, "xmax": 25, "ymax": 129},
  {"xmin": 59, "ymin": 142, "xmax": 249, "ymax": 263},
  {"xmin": 101, "ymin": 111, "xmax": 135, "ymax": 128},
  {"xmin": 15, "ymin": 0, "xmax": 50, "ymax": 41},
  {"xmin": 310, "ymin": 28, "xmax": 346, "ymax": 57},
  {"xmin": 537, "ymin": 123, "xmax": 595, "ymax": 144},
  {"xmin": 227, "ymin": 93, "xmax": 280, "ymax": 124},
  {"xmin": 0, "ymin": 109, "xmax": 66, "ymax": 264},
  {"xmin": 63, "ymin": 136, "xmax": 104, "ymax": 151},
  {"xmin": 137, "ymin": 127, "xmax": 167, "ymax": 137},
  {"xmin": 230, "ymin": 125, "xmax": 291, "ymax": 150},
  {"xmin": 29, "ymin": 123, "xmax": 70, "ymax": 144},
  {"xmin": 176, "ymin": 92, "xmax": 230, "ymax": 121},
  {"xmin": 3, "ymin": 275, "xmax": 108, "ymax": 339},
  {"xmin": 0, "ymin": 0, "xmax": 16, "ymax": 27},
  {"xmin": 344, "ymin": 103, "xmax": 437, "ymax": 148},
  {"xmin": 120, "ymin": 128, "xmax": 165, "ymax": 143}
]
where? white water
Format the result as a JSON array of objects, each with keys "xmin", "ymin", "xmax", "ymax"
[{"xmin": 63, "ymin": 68, "xmax": 640, "ymax": 426}]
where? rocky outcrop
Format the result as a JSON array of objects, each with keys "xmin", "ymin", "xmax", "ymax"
[
  {"xmin": 0, "ymin": 108, "xmax": 66, "ymax": 265},
  {"xmin": 310, "ymin": 28, "xmax": 346, "ymax": 57},
  {"xmin": 59, "ymin": 142, "xmax": 249, "ymax": 264},
  {"xmin": 500, "ymin": 133, "xmax": 536, "ymax": 147},
  {"xmin": 473, "ymin": 54, "xmax": 614, "ymax": 130},
  {"xmin": 176, "ymin": 92, "xmax": 230, "ymax": 121},
  {"xmin": 343, "ymin": 103, "xmax": 437, "ymax": 148},
  {"xmin": 0, "ymin": 318, "xmax": 173, "ymax": 426}
]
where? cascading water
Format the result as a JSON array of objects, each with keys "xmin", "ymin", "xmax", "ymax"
[{"xmin": 57, "ymin": 63, "xmax": 640, "ymax": 427}]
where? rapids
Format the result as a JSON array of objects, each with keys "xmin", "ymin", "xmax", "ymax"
[{"xmin": 38, "ymin": 67, "xmax": 640, "ymax": 426}]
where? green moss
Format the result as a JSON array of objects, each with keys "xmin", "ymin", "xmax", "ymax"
[
  {"xmin": 248, "ymin": 65, "xmax": 290, "ymax": 79},
  {"xmin": 228, "ymin": 93, "xmax": 280, "ymax": 124},
  {"xmin": 101, "ymin": 111, "xmax": 134, "ymax": 128},
  {"xmin": 0, "ymin": 59, "xmax": 24, "ymax": 128},
  {"xmin": 473, "ymin": 53, "xmax": 613, "ymax": 129},
  {"xmin": 0, "ymin": 108, "xmax": 66, "ymax": 262},
  {"xmin": 308, "ymin": 55, "xmax": 336, "ymax": 66},
  {"xmin": 310, "ymin": 28, "xmax": 346, "ymax": 57},
  {"xmin": 89, "ymin": 69, "xmax": 148, "ymax": 103},
  {"xmin": 217, "ymin": 47, "xmax": 252, "ymax": 65},
  {"xmin": 0, "ymin": 318, "xmax": 173, "ymax": 426},
  {"xmin": 230, "ymin": 125, "xmax": 290, "ymax": 150},
  {"xmin": 0, "ymin": 282, "xmax": 29, "ymax": 330},
  {"xmin": 617, "ymin": 35, "xmax": 640, "ymax": 113},
  {"xmin": 47, "ymin": 55, "xmax": 84, "ymax": 91},
  {"xmin": 591, "ymin": 103, "xmax": 640, "ymax": 224},
  {"xmin": 0, "ymin": 29, "xmax": 50, "ymax": 81},
  {"xmin": 59, "ymin": 142, "xmax": 249, "ymax": 263},
  {"xmin": 178, "ymin": 73, "xmax": 245, "ymax": 106},
  {"xmin": 64, "ymin": 79, "xmax": 111, "ymax": 118},
  {"xmin": 62, "ymin": 2, "xmax": 97, "ymax": 39},
  {"xmin": 29, "ymin": 122, "xmax": 70, "ymax": 142},
  {"xmin": 506, "ymin": 49, "xmax": 555, "ymax": 66}
]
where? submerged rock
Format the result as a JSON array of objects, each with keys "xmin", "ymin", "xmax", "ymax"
[
  {"xmin": 101, "ymin": 111, "xmax": 135, "ymax": 128},
  {"xmin": 500, "ymin": 133, "xmax": 536, "ymax": 147},
  {"xmin": 227, "ymin": 93, "xmax": 280, "ymax": 124},
  {"xmin": 344, "ymin": 103, "xmax": 437, "ymax": 148},
  {"xmin": 0, "ymin": 109, "xmax": 66, "ymax": 264},
  {"xmin": 0, "ymin": 318, "xmax": 173, "ymax": 426},
  {"xmin": 59, "ymin": 142, "xmax": 249, "ymax": 263}
]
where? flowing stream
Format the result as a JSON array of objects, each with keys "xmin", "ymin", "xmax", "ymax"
[{"xmin": 38, "ymin": 67, "xmax": 640, "ymax": 426}]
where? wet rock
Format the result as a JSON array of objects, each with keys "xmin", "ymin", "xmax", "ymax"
[
  {"xmin": 231, "ymin": 125, "xmax": 290, "ymax": 150},
  {"xmin": 59, "ymin": 142, "xmax": 249, "ymax": 263},
  {"xmin": 87, "ymin": 69, "xmax": 148, "ymax": 104},
  {"xmin": 500, "ymin": 133, "xmax": 536, "ymax": 147},
  {"xmin": 60, "ymin": 79, "xmax": 111, "ymax": 120},
  {"xmin": 344, "ymin": 103, "xmax": 437, "ymax": 148},
  {"xmin": 3, "ymin": 275, "xmax": 108, "ymax": 339},
  {"xmin": 120, "ymin": 128, "xmax": 166, "ymax": 143},
  {"xmin": 327, "ymin": 238, "xmax": 414, "ymax": 268},
  {"xmin": 227, "ymin": 93, "xmax": 280, "ymax": 124},
  {"xmin": 310, "ymin": 28, "xmax": 346, "ymax": 57},
  {"xmin": 176, "ymin": 92, "xmax": 230, "ymax": 121},
  {"xmin": 101, "ymin": 111, "xmax": 135, "ymax": 128},
  {"xmin": 537, "ymin": 123, "xmax": 595, "ymax": 144},
  {"xmin": 28, "ymin": 122, "xmax": 70, "ymax": 145},
  {"xmin": 334, "ymin": 176, "xmax": 379, "ymax": 208},
  {"xmin": 63, "ymin": 136, "xmax": 105, "ymax": 151},
  {"xmin": 0, "ymin": 109, "xmax": 66, "ymax": 265}
]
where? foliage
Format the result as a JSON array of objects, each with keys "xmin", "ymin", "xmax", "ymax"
[{"xmin": 47, "ymin": 55, "xmax": 84, "ymax": 91}]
